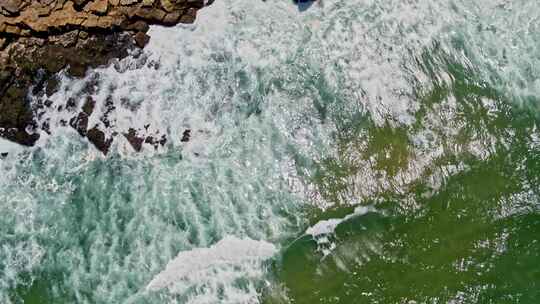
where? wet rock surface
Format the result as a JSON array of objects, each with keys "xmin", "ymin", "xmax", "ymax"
[{"xmin": 0, "ymin": 0, "xmax": 212, "ymax": 153}]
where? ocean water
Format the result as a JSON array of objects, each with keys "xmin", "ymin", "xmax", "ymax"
[{"xmin": 1, "ymin": 0, "xmax": 539, "ymax": 303}]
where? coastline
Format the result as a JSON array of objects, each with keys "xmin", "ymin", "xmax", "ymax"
[{"xmin": 0, "ymin": 0, "xmax": 213, "ymax": 153}]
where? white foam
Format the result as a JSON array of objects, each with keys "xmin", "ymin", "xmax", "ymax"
[
  {"xmin": 146, "ymin": 236, "xmax": 277, "ymax": 303},
  {"xmin": 305, "ymin": 206, "xmax": 375, "ymax": 237},
  {"xmin": 305, "ymin": 218, "xmax": 343, "ymax": 237},
  {"xmin": 0, "ymin": 138, "xmax": 23, "ymax": 155},
  {"xmin": 3, "ymin": 0, "xmax": 539, "ymax": 303},
  {"xmin": 304, "ymin": 206, "xmax": 375, "ymax": 257}
]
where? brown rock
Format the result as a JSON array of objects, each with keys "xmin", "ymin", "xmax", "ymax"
[
  {"xmin": 82, "ymin": 96, "xmax": 95, "ymax": 115},
  {"xmin": 133, "ymin": 31, "xmax": 149, "ymax": 48},
  {"xmin": 160, "ymin": 0, "xmax": 175, "ymax": 12},
  {"xmin": 1, "ymin": 0, "xmax": 22, "ymax": 15},
  {"xmin": 69, "ymin": 112, "xmax": 89, "ymax": 136},
  {"xmin": 162, "ymin": 11, "xmax": 181, "ymax": 25},
  {"xmin": 120, "ymin": 0, "xmax": 140, "ymax": 5},
  {"xmin": 141, "ymin": 0, "xmax": 155, "ymax": 7},
  {"xmin": 179, "ymin": 8, "xmax": 197, "ymax": 24},
  {"xmin": 87, "ymin": 126, "xmax": 113, "ymax": 154},
  {"xmin": 0, "ymin": 0, "xmax": 215, "ymax": 149},
  {"xmin": 84, "ymin": 0, "xmax": 109, "ymax": 15},
  {"xmin": 78, "ymin": 30, "xmax": 89, "ymax": 39},
  {"xmin": 124, "ymin": 128, "xmax": 144, "ymax": 151},
  {"xmin": 134, "ymin": 7, "xmax": 166, "ymax": 21},
  {"xmin": 122, "ymin": 20, "xmax": 149, "ymax": 32}
]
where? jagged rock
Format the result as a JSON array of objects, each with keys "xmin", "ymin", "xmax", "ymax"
[
  {"xmin": 0, "ymin": 31, "xmax": 134, "ymax": 147},
  {"xmin": 134, "ymin": 31, "xmax": 150, "ymax": 48},
  {"xmin": 180, "ymin": 7, "xmax": 197, "ymax": 24},
  {"xmin": 70, "ymin": 112, "xmax": 89, "ymax": 136},
  {"xmin": 145, "ymin": 134, "xmax": 167, "ymax": 147},
  {"xmin": 0, "ymin": 0, "xmax": 213, "ymax": 152},
  {"xmin": 124, "ymin": 127, "xmax": 167, "ymax": 151},
  {"xmin": 124, "ymin": 128, "xmax": 144, "ymax": 151},
  {"xmin": 69, "ymin": 97, "xmax": 95, "ymax": 136},
  {"xmin": 81, "ymin": 96, "xmax": 96, "ymax": 115},
  {"xmin": 181, "ymin": 129, "xmax": 191, "ymax": 142},
  {"xmin": 0, "ymin": 72, "xmax": 39, "ymax": 145},
  {"xmin": 87, "ymin": 126, "xmax": 113, "ymax": 154}
]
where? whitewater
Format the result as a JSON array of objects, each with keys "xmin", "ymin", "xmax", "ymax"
[{"xmin": 1, "ymin": 0, "xmax": 539, "ymax": 303}]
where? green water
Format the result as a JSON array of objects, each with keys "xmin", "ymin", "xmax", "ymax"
[
  {"xmin": 275, "ymin": 151, "xmax": 540, "ymax": 303},
  {"xmin": 270, "ymin": 45, "xmax": 540, "ymax": 303},
  {"xmin": 2, "ymin": 0, "xmax": 540, "ymax": 303}
]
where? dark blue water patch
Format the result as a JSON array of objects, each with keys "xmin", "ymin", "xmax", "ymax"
[{"xmin": 293, "ymin": 0, "xmax": 316, "ymax": 12}]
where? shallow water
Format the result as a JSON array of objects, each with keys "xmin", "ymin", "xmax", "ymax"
[{"xmin": 1, "ymin": 0, "xmax": 539, "ymax": 303}]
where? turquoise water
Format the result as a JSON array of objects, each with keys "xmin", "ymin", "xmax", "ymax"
[{"xmin": 1, "ymin": 0, "xmax": 539, "ymax": 303}]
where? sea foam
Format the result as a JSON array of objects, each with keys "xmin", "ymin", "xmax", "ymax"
[{"xmin": 146, "ymin": 236, "xmax": 277, "ymax": 303}]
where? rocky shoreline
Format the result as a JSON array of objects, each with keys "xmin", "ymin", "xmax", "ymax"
[{"xmin": 0, "ymin": 0, "xmax": 212, "ymax": 153}]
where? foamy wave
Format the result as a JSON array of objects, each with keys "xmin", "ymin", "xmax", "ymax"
[
  {"xmin": 146, "ymin": 236, "xmax": 277, "ymax": 303},
  {"xmin": 3, "ymin": 0, "xmax": 539, "ymax": 303},
  {"xmin": 305, "ymin": 205, "xmax": 376, "ymax": 256}
]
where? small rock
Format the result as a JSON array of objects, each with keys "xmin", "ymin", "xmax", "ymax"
[
  {"xmin": 159, "ymin": 134, "xmax": 167, "ymax": 146},
  {"xmin": 66, "ymin": 97, "xmax": 77, "ymax": 109},
  {"xmin": 179, "ymin": 8, "xmax": 197, "ymax": 24},
  {"xmin": 134, "ymin": 31, "xmax": 150, "ymax": 48},
  {"xmin": 145, "ymin": 134, "xmax": 167, "ymax": 149},
  {"xmin": 124, "ymin": 128, "xmax": 144, "ymax": 152},
  {"xmin": 41, "ymin": 120, "xmax": 51, "ymax": 135},
  {"xmin": 181, "ymin": 129, "xmax": 191, "ymax": 142},
  {"xmin": 78, "ymin": 31, "xmax": 89, "ymax": 40},
  {"xmin": 81, "ymin": 96, "xmax": 95, "ymax": 115},
  {"xmin": 69, "ymin": 112, "xmax": 89, "ymax": 136},
  {"xmin": 87, "ymin": 126, "xmax": 113, "ymax": 154}
]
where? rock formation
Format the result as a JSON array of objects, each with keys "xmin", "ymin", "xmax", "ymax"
[{"xmin": 0, "ymin": 0, "xmax": 212, "ymax": 153}]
